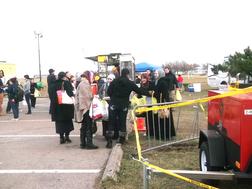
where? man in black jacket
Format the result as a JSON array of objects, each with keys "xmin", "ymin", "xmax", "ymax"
[
  {"xmin": 106, "ymin": 68, "xmax": 150, "ymax": 148},
  {"xmin": 164, "ymin": 66, "xmax": 178, "ymax": 101},
  {"xmin": 47, "ymin": 69, "xmax": 56, "ymax": 114}
]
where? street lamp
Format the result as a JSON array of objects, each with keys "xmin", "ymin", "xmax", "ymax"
[{"xmin": 34, "ymin": 31, "xmax": 43, "ymax": 82}]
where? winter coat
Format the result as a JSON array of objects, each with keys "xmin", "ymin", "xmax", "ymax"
[
  {"xmin": 23, "ymin": 80, "xmax": 31, "ymax": 95},
  {"xmin": 51, "ymin": 79, "xmax": 74, "ymax": 122},
  {"xmin": 107, "ymin": 76, "xmax": 150, "ymax": 108},
  {"xmin": 47, "ymin": 73, "xmax": 56, "ymax": 97},
  {"xmin": 74, "ymin": 78, "xmax": 93, "ymax": 123},
  {"xmin": 7, "ymin": 82, "xmax": 18, "ymax": 100},
  {"xmin": 154, "ymin": 76, "xmax": 170, "ymax": 103},
  {"xmin": 164, "ymin": 72, "xmax": 178, "ymax": 91}
]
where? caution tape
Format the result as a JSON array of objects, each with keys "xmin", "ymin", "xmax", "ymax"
[
  {"xmin": 142, "ymin": 161, "xmax": 219, "ymax": 189},
  {"xmin": 135, "ymin": 87, "xmax": 252, "ymax": 114},
  {"xmin": 132, "ymin": 110, "xmax": 218, "ymax": 188},
  {"xmin": 131, "ymin": 87, "xmax": 252, "ymax": 188}
]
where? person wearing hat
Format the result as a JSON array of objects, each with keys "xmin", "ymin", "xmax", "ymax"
[
  {"xmin": 24, "ymin": 74, "xmax": 32, "ymax": 114},
  {"xmin": 98, "ymin": 73, "xmax": 119, "ymax": 139},
  {"xmin": 47, "ymin": 68, "xmax": 56, "ymax": 114},
  {"xmin": 51, "ymin": 71, "xmax": 75, "ymax": 144},
  {"xmin": 75, "ymin": 71, "xmax": 98, "ymax": 149}
]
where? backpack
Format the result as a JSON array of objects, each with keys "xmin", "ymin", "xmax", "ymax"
[{"xmin": 16, "ymin": 85, "xmax": 24, "ymax": 102}]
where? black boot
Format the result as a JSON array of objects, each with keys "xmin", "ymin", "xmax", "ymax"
[
  {"xmin": 117, "ymin": 132, "xmax": 126, "ymax": 144},
  {"xmin": 86, "ymin": 128, "xmax": 98, "ymax": 150},
  {"xmin": 60, "ymin": 134, "xmax": 65, "ymax": 144},
  {"xmin": 106, "ymin": 131, "xmax": 113, "ymax": 149},
  {"xmin": 80, "ymin": 130, "xmax": 86, "ymax": 149},
  {"xmin": 106, "ymin": 138, "xmax": 113, "ymax": 149},
  {"xmin": 65, "ymin": 135, "xmax": 72, "ymax": 143},
  {"xmin": 117, "ymin": 136, "xmax": 125, "ymax": 144}
]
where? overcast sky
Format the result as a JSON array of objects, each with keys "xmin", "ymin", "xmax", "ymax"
[{"xmin": 0, "ymin": 0, "xmax": 252, "ymax": 77}]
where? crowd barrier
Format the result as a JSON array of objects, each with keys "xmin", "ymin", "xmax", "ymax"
[{"xmin": 131, "ymin": 87, "xmax": 252, "ymax": 189}]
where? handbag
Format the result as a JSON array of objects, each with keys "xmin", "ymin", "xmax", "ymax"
[
  {"xmin": 158, "ymin": 94, "xmax": 170, "ymax": 119},
  {"xmin": 57, "ymin": 82, "xmax": 74, "ymax": 105}
]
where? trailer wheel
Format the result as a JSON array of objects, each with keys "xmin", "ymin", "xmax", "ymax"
[{"xmin": 200, "ymin": 142, "xmax": 212, "ymax": 171}]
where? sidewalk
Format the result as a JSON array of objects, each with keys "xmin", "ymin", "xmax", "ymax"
[{"xmin": 0, "ymin": 97, "xmax": 111, "ymax": 189}]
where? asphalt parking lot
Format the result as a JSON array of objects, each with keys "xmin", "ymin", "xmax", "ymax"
[{"xmin": 0, "ymin": 97, "xmax": 110, "ymax": 189}]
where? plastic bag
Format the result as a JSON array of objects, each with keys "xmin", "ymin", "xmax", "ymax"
[
  {"xmin": 101, "ymin": 99, "xmax": 109, "ymax": 121},
  {"xmin": 34, "ymin": 89, "xmax": 41, "ymax": 98},
  {"xmin": 175, "ymin": 90, "xmax": 182, "ymax": 101},
  {"xmin": 158, "ymin": 108, "xmax": 170, "ymax": 119},
  {"xmin": 89, "ymin": 96, "xmax": 103, "ymax": 120}
]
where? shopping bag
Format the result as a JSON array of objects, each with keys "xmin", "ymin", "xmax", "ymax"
[
  {"xmin": 175, "ymin": 90, "xmax": 182, "ymax": 101},
  {"xmin": 101, "ymin": 99, "xmax": 109, "ymax": 121},
  {"xmin": 158, "ymin": 108, "xmax": 170, "ymax": 119},
  {"xmin": 89, "ymin": 96, "xmax": 103, "ymax": 120},
  {"xmin": 57, "ymin": 90, "xmax": 74, "ymax": 104},
  {"xmin": 34, "ymin": 89, "xmax": 41, "ymax": 98}
]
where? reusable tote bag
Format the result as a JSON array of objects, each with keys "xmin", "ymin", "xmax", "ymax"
[{"xmin": 57, "ymin": 82, "xmax": 74, "ymax": 105}]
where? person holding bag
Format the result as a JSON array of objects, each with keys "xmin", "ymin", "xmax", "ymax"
[
  {"xmin": 51, "ymin": 72, "xmax": 75, "ymax": 144},
  {"xmin": 75, "ymin": 71, "xmax": 98, "ymax": 150},
  {"xmin": 154, "ymin": 69, "xmax": 176, "ymax": 140}
]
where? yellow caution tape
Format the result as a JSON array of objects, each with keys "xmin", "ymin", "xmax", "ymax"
[
  {"xmin": 135, "ymin": 87, "xmax": 252, "ymax": 114},
  {"xmin": 131, "ymin": 111, "xmax": 143, "ymax": 160},
  {"xmin": 142, "ymin": 161, "xmax": 219, "ymax": 189}
]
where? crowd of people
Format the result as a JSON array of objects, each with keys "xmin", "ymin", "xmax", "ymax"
[
  {"xmin": 0, "ymin": 70, "xmax": 40, "ymax": 120},
  {"xmin": 0, "ymin": 66, "xmax": 183, "ymax": 150}
]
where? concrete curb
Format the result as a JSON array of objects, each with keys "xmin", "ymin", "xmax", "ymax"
[{"xmin": 102, "ymin": 144, "xmax": 123, "ymax": 182}]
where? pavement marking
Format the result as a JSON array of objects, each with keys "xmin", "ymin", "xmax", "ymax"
[
  {"xmin": 0, "ymin": 135, "xmax": 80, "ymax": 137},
  {"xmin": 0, "ymin": 119, "xmax": 51, "ymax": 123},
  {"xmin": 0, "ymin": 169, "xmax": 100, "ymax": 174}
]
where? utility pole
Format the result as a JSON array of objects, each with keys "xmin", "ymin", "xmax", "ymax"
[{"xmin": 34, "ymin": 31, "xmax": 43, "ymax": 82}]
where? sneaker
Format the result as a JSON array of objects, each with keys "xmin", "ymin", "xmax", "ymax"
[
  {"xmin": 11, "ymin": 118, "xmax": 19, "ymax": 121},
  {"xmin": 26, "ymin": 112, "xmax": 32, "ymax": 115}
]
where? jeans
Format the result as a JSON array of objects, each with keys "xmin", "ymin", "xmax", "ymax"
[
  {"xmin": 25, "ymin": 93, "xmax": 31, "ymax": 113},
  {"xmin": 108, "ymin": 105, "xmax": 128, "ymax": 134},
  {"xmin": 10, "ymin": 100, "xmax": 19, "ymax": 118}
]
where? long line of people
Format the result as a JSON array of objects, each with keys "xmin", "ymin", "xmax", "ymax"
[{"xmin": 0, "ymin": 66, "xmax": 180, "ymax": 150}]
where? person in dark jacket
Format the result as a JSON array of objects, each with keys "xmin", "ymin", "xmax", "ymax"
[
  {"xmin": 7, "ymin": 77, "xmax": 19, "ymax": 120},
  {"xmin": 47, "ymin": 68, "xmax": 56, "ymax": 114},
  {"xmin": 30, "ymin": 78, "xmax": 37, "ymax": 108},
  {"xmin": 98, "ymin": 74, "xmax": 119, "ymax": 139},
  {"xmin": 164, "ymin": 66, "xmax": 179, "ymax": 101},
  {"xmin": 154, "ymin": 71, "xmax": 176, "ymax": 140},
  {"xmin": 51, "ymin": 71, "xmax": 75, "ymax": 144},
  {"xmin": 106, "ymin": 68, "xmax": 150, "ymax": 148}
]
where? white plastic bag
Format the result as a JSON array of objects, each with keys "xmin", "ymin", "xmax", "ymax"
[{"xmin": 89, "ymin": 96, "xmax": 103, "ymax": 120}]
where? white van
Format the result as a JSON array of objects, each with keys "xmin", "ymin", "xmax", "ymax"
[{"xmin": 207, "ymin": 64, "xmax": 236, "ymax": 88}]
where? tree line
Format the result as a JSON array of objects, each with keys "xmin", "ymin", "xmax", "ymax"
[{"xmin": 211, "ymin": 46, "xmax": 252, "ymax": 81}]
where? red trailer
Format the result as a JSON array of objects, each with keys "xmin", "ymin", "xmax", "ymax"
[{"xmin": 199, "ymin": 90, "xmax": 252, "ymax": 178}]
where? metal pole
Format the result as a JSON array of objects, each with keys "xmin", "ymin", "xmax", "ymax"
[
  {"xmin": 34, "ymin": 31, "xmax": 42, "ymax": 82},
  {"xmin": 37, "ymin": 35, "xmax": 41, "ymax": 82},
  {"xmin": 143, "ymin": 164, "xmax": 150, "ymax": 189}
]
